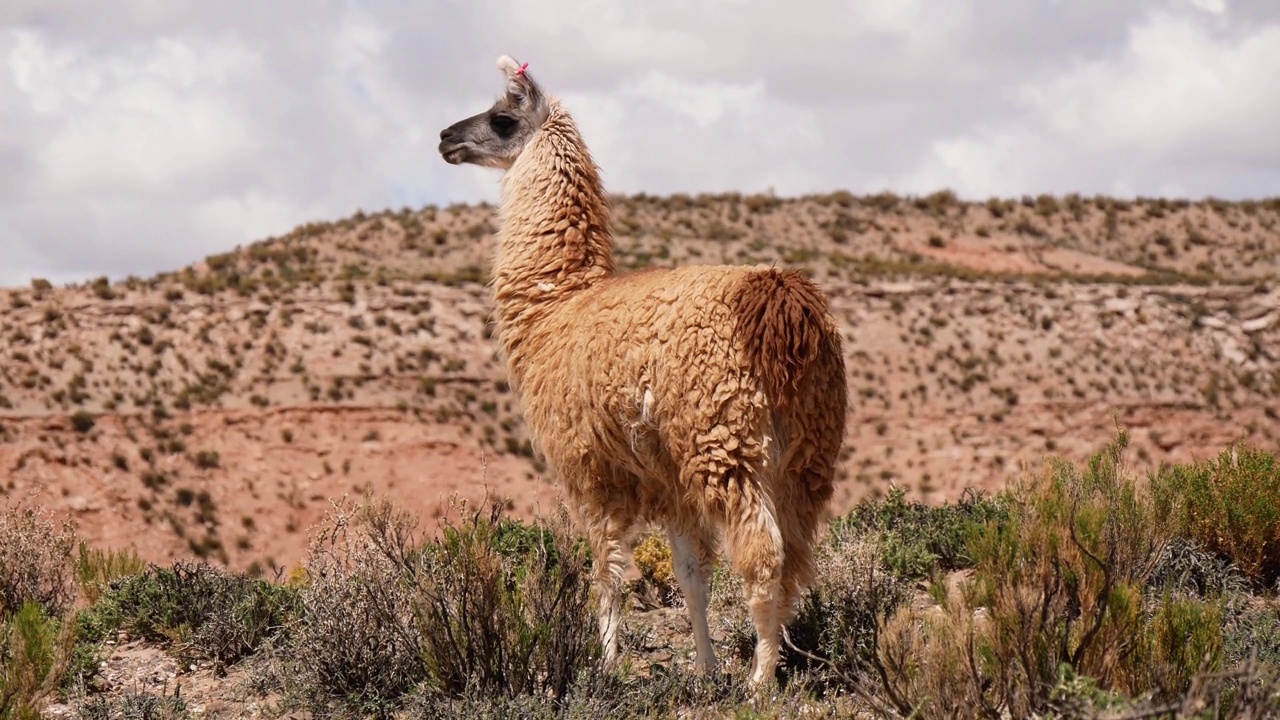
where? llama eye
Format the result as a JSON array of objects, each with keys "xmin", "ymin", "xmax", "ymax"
[{"xmin": 490, "ymin": 114, "xmax": 518, "ymax": 136}]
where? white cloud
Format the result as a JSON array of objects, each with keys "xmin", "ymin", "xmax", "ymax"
[
  {"xmin": 1191, "ymin": 0, "xmax": 1228, "ymax": 15},
  {"xmin": 624, "ymin": 72, "xmax": 766, "ymax": 129},
  {"xmin": 0, "ymin": 1, "xmax": 1278, "ymax": 287},
  {"xmin": 558, "ymin": 73, "xmax": 825, "ymax": 197},
  {"xmin": 11, "ymin": 32, "xmax": 261, "ymax": 194},
  {"xmin": 893, "ymin": 7, "xmax": 1280, "ymax": 197}
]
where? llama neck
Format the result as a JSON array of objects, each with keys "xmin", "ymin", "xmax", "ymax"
[{"xmin": 491, "ymin": 103, "xmax": 615, "ymax": 379}]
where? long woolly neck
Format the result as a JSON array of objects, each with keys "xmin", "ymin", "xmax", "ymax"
[{"xmin": 492, "ymin": 101, "xmax": 615, "ymax": 381}]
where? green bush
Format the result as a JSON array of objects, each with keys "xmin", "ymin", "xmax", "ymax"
[
  {"xmin": 416, "ymin": 503, "xmax": 599, "ymax": 701},
  {"xmin": 831, "ymin": 485, "xmax": 1006, "ymax": 580},
  {"xmin": 74, "ymin": 542, "xmax": 146, "ymax": 605},
  {"xmin": 874, "ymin": 431, "xmax": 1221, "ymax": 718},
  {"xmin": 1, "ymin": 602, "xmax": 77, "ymax": 720},
  {"xmin": 1154, "ymin": 444, "xmax": 1280, "ymax": 587},
  {"xmin": 76, "ymin": 561, "xmax": 297, "ymax": 675}
]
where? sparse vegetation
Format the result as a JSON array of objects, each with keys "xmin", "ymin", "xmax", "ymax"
[
  {"xmin": 1, "ymin": 440, "xmax": 1280, "ymax": 716},
  {"xmin": 0, "ymin": 503, "xmax": 79, "ymax": 720},
  {"xmin": 2, "ymin": 193, "xmax": 1280, "ymax": 715},
  {"xmin": 68, "ymin": 411, "xmax": 95, "ymax": 435}
]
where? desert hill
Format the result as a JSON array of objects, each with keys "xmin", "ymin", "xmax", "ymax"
[{"xmin": 1, "ymin": 190, "xmax": 1277, "ymax": 573}]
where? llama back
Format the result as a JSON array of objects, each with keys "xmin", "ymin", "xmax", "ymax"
[{"xmin": 731, "ymin": 268, "xmax": 842, "ymax": 410}]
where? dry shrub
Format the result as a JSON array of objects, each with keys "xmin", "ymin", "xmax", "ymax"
[
  {"xmin": 288, "ymin": 496, "xmax": 599, "ymax": 716},
  {"xmin": 1149, "ymin": 537, "xmax": 1250, "ymax": 599},
  {"xmin": 287, "ymin": 500, "xmax": 427, "ymax": 714},
  {"xmin": 401, "ymin": 661, "xmax": 848, "ymax": 720},
  {"xmin": 1154, "ymin": 444, "xmax": 1280, "ymax": 587},
  {"xmin": 78, "ymin": 687, "xmax": 189, "ymax": 720},
  {"xmin": 711, "ymin": 526, "xmax": 909, "ymax": 691},
  {"xmin": 876, "ymin": 591, "xmax": 991, "ymax": 716},
  {"xmin": 1116, "ymin": 660, "xmax": 1280, "ymax": 720},
  {"xmin": 781, "ymin": 533, "xmax": 909, "ymax": 681},
  {"xmin": 0, "ymin": 501, "xmax": 77, "ymax": 618},
  {"xmin": 875, "ymin": 431, "xmax": 1223, "ymax": 718},
  {"xmin": 1224, "ymin": 603, "xmax": 1280, "ymax": 668},
  {"xmin": 631, "ymin": 532, "xmax": 677, "ymax": 604}
]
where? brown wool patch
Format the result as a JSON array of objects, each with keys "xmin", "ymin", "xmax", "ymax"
[{"xmin": 731, "ymin": 269, "xmax": 831, "ymax": 408}]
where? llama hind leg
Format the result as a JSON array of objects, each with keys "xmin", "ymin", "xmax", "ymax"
[
  {"xmin": 587, "ymin": 520, "xmax": 627, "ymax": 668},
  {"xmin": 776, "ymin": 510, "xmax": 820, "ymax": 629},
  {"xmin": 776, "ymin": 446, "xmax": 839, "ymax": 628},
  {"xmin": 725, "ymin": 492, "xmax": 786, "ymax": 687},
  {"xmin": 667, "ymin": 524, "xmax": 718, "ymax": 674}
]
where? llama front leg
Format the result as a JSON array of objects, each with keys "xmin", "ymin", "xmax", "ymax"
[{"xmin": 667, "ymin": 525, "xmax": 718, "ymax": 674}]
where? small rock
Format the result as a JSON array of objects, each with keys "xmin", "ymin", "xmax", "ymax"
[
  {"xmin": 1104, "ymin": 298, "xmax": 1138, "ymax": 314},
  {"xmin": 1242, "ymin": 313, "xmax": 1276, "ymax": 333},
  {"xmin": 1221, "ymin": 337, "xmax": 1248, "ymax": 364}
]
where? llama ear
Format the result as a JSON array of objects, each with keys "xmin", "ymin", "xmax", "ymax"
[{"xmin": 496, "ymin": 55, "xmax": 543, "ymax": 110}]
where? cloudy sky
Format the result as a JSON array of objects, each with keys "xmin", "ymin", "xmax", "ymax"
[{"xmin": 2, "ymin": 0, "xmax": 1278, "ymax": 288}]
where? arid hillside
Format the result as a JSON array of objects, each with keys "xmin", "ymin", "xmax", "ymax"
[{"xmin": 2, "ymin": 191, "xmax": 1278, "ymax": 573}]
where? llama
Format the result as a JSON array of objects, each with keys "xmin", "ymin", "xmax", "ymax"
[{"xmin": 437, "ymin": 56, "xmax": 848, "ymax": 686}]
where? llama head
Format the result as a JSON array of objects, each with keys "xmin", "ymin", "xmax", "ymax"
[{"xmin": 438, "ymin": 55, "xmax": 551, "ymax": 170}]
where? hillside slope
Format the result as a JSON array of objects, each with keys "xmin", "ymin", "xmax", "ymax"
[{"xmin": 2, "ymin": 191, "xmax": 1277, "ymax": 572}]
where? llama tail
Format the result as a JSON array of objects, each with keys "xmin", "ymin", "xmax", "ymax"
[{"xmin": 732, "ymin": 268, "xmax": 835, "ymax": 409}]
